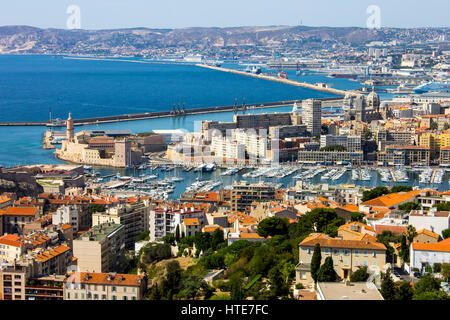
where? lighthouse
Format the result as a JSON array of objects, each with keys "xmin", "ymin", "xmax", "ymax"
[{"xmin": 66, "ymin": 112, "xmax": 74, "ymax": 142}]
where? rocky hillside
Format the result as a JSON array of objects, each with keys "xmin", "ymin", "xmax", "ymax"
[{"xmin": 0, "ymin": 25, "xmax": 447, "ymax": 55}]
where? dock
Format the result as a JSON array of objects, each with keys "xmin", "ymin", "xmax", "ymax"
[{"xmin": 196, "ymin": 64, "xmax": 351, "ymax": 96}]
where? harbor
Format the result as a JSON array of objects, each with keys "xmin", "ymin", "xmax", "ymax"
[{"xmin": 88, "ymin": 164, "xmax": 450, "ymax": 200}]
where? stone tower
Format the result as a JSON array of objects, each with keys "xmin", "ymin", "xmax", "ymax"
[{"xmin": 66, "ymin": 113, "xmax": 74, "ymax": 142}]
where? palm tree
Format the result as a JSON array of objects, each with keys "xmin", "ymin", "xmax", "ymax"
[{"xmin": 403, "ymin": 225, "xmax": 417, "ymax": 245}]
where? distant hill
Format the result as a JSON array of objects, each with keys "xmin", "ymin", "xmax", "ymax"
[{"xmin": 0, "ymin": 25, "xmax": 447, "ymax": 55}]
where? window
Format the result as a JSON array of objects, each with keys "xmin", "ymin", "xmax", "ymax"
[
  {"xmin": 300, "ymin": 272, "xmax": 307, "ymax": 280},
  {"xmin": 123, "ymin": 296, "xmax": 128, "ymax": 300},
  {"xmin": 132, "ymin": 296, "xmax": 136, "ymax": 300},
  {"xmin": 306, "ymin": 248, "xmax": 311, "ymax": 254},
  {"xmin": 123, "ymin": 287, "xmax": 126, "ymax": 293},
  {"xmin": 112, "ymin": 286, "xmax": 117, "ymax": 292},
  {"xmin": 94, "ymin": 294, "xmax": 98, "ymax": 300},
  {"xmin": 363, "ymin": 261, "xmax": 368, "ymax": 266},
  {"xmin": 364, "ymin": 250, "xmax": 368, "ymax": 257},
  {"xmin": 81, "ymin": 293, "xmax": 84, "ymax": 299},
  {"xmin": 102, "ymin": 294, "xmax": 107, "ymax": 300},
  {"xmin": 354, "ymin": 250, "xmax": 359, "ymax": 256},
  {"xmin": 354, "ymin": 260, "xmax": 359, "ymax": 266},
  {"xmin": 333, "ymin": 249, "xmax": 338, "ymax": 255},
  {"xmin": 67, "ymin": 293, "xmax": 70, "ymax": 299},
  {"xmin": 324, "ymin": 248, "xmax": 329, "ymax": 254},
  {"xmin": 112, "ymin": 295, "xmax": 117, "ymax": 300},
  {"xmin": 372, "ymin": 251, "xmax": 377, "ymax": 258}
]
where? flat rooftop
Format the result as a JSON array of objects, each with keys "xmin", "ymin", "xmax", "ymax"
[
  {"xmin": 318, "ymin": 282, "xmax": 384, "ymax": 300},
  {"xmin": 76, "ymin": 223, "xmax": 122, "ymax": 242}
]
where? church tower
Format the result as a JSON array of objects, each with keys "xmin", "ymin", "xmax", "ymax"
[{"xmin": 66, "ymin": 113, "xmax": 74, "ymax": 142}]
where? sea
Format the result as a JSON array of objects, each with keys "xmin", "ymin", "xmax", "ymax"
[{"xmin": 0, "ymin": 54, "xmax": 446, "ymax": 198}]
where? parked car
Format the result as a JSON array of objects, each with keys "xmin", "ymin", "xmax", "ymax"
[{"xmin": 413, "ymin": 272, "xmax": 421, "ymax": 278}]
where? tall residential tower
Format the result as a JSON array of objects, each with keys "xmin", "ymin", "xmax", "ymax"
[{"xmin": 302, "ymin": 99, "xmax": 322, "ymax": 138}]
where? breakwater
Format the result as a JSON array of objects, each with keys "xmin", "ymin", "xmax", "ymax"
[
  {"xmin": 196, "ymin": 64, "xmax": 351, "ymax": 96},
  {"xmin": 0, "ymin": 97, "xmax": 341, "ymax": 127}
]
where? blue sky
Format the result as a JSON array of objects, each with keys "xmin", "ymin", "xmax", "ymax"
[{"xmin": 0, "ymin": 0, "xmax": 448, "ymax": 29}]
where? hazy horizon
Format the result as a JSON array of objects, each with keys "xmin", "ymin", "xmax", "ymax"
[{"xmin": 0, "ymin": 0, "xmax": 449, "ymax": 30}]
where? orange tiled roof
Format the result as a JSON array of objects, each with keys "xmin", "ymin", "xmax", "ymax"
[
  {"xmin": 183, "ymin": 218, "xmax": 200, "ymax": 226},
  {"xmin": 239, "ymin": 232, "xmax": 265, "ymax": 239},
  {"xmin": 202, "ymin": 226, "xmax": 223, "ymax": 232},
  {"xmin": 65, "ymin": 272, "xmax": 144, "ymax": 287},
  {"xmin": 412, "ymin": 239, "xmax": 450, "ymax": 253},
  {"xmin": 34, "ymin": 245, "xmax": 71, "ymax": 263},
  {"xmin": 0, "ymin": 206, "xmax": 38, "ymax": 216},
  {"xmin": 299, "ymin": 233, "xmax": 386, "ymax": 250},
  {"xmin": 361, "ymin": 190, "xmax": 421, "ymax": 207},
  {"xmin": 0, "ymin": 234, "xmax": 23, "ymax": 248},
  {"xmin": 416, "ymin": 229, "xmax": 440, "ymax": 239}
]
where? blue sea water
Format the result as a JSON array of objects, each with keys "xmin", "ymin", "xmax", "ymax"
[
  {"xmin": 0, "ymin": 55, "xmax": 340, "ymax": 167},
  {"xmin": 0, "ymin": 55, "xmax": 335, "ymax": 122}
]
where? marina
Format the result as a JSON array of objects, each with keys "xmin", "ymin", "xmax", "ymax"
[{"xmin": 87, "ymin": 164, "xmax": 450, "ymax": 200}]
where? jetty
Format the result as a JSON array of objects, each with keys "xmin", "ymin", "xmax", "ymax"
[
  {"xmin": 0, "ymin": 97, "xmax": 342, "ymax": 127},
  {"xmin": 196, "ymin": 64, "xmax": 350, "ymax": 96}
]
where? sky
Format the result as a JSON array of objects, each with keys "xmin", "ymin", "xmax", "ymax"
[{"xmin": 0, "ymin": 0, "xmax": 449, "ymax": 30}]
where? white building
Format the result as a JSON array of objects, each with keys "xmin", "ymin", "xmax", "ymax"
[
  {"xmin": 302, "ymin": 99, "xmax": 322, "ymax": 138},
  {"xmin": 52, "ymin": 205, "xmax": 82, "ymax": 233},
  {"xmin": 410, "ymin": 239, "xmax": 450, "ymax": 271},
  {"xmin": 409, "ymin": 208, "xmax": 450, "ymax": 237}
]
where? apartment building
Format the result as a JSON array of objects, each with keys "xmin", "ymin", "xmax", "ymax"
[
  {"xmin": 410, "ymin": 238, "xmax": 450, "ymax": 271},
  {"xmin": 0, "ymin": 206, "xmax": 39, "ymax": 235},
  {"xmin": 409, "ymin": 208, "xmax": 450, "ymax": 237},
  {"xmin": 296, "ymin": 233, "xmax": 386, "ymax": 287},
  {"xmin": 64, "ymin": 272, "xmax": 146, "ymax": 300},
  {"xmin": 297, "ymin": 150, "xmax": 364, "ymax": 165},
  {"xmin": 148, "ymin": 207, "xmax": 206, "ymax": 241},
  {"xmin": 92, "ymin": 202, "xmax": 149, "ymax": 249},
  {"xmin": 320, "ymin": 134, "xmax": 362, "ymax": 152},
  {"xmin": 73, "ymin": 223, "xmax": 126, "ymax": 273},
  {"xmin": 302, "ymin": 99, "xmax": 322, "ymax": 137},
  {"xmin": 377, "ymin": 145, "xmax": 430, "ymax": 166},
  {"xmin": 230, "ymin": 181, "xmax": 275, "ymax": 213}
]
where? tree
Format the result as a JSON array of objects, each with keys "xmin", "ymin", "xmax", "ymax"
[
  {"xmin": 211, "ymin": 228, "xmax": 225, "ymax": 250},
  {"xmin": 390, "ymin": 185, "xmax": 413, "ymax": 193},
  {"xmin": 257, "ymin": 216, "xmax": 289, "ymax": 238},
  {"xmin": 413, "ymin": 291, "xmax": 448, "ymax": 300},
  {"xmin": 194, "ymin": 232, "xmax": 212, "ymax": 255},
  {"xmin": 380, "ymin": 268, "xmax": 396, "ymax": 300},
  {"xmin": 136, "ymin": 231, "xmax": 150, "ymax": 242},
  {"xmin": 310, "ymin": 244, "xmax": 322, "ymax": 284},
  {"xmin": 141, "ymin": 243, "xmax": 172, "ymax": 265},
  {"xmin": 398, "ymin": 201, "xmax": 419, "ymax": 213},
  {"xmin": 395, "ymin": 281, "xmax": 413, "ymax": 300},
  {"xmin": 442, "ymin": 228, "xmax": 450, "ymax": 239},
  {"xmin": 350, "ymin": 212, "xmax": 366, "ymax": 222},
  {"xmin": 160, "ymin": 260, "xmax": 182, "ymax": 300},
  {"xmin": 430, "ymin": 121, "xmax": 438, "ymax": 131},
  {"xmin": 433, "ymin": 202, "xmax": 450, "ymax": 211},
  {"xmin": 230, "ymin": 276, "xmax": 245, "ymax": 300},
  {"xmin": 350, "ymin": 266, "xmax": 369, "ymax": 282},
  {"xmin": 403, "ymin": 225, "xmax": 417, "ymax": 245},
  {"xmin": 88, "ymin": 203, "xmax": 105, "ymax": 214},
  {"xmin": 413, "ymin": 274, "xmax": 441, "ymax": 297},
  {"xmin": 162, "ymin": 234, "xmax": 176, "ymax": 246},
  {"xmin": 441, "ymin": 263, "xmax": 450, "ymax": 281},
  {"xmin": 267, "ymin": 265, "xmax": 292, "ymax": 299},
  {"xmin": 179, "ymin": 275, "xmax": 213, "ymax": 300},
  {"xmin": 320, "ymin": 145, "xmax": 346, "ymax": 152},
  {"xmin": 317, "ymin": 257, "xmax": 337, "ymax": 282},
  {"xmin": 399, "ymin": 235, "xmax": 410, "ymax": 263},
  {"xmin": 362, "ymin": 186, "xmax": 390, "ymax": 202}
]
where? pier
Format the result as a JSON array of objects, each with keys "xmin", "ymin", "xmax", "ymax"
[
  {"xmin": 0, "ymin": 97, "xmax": 342, "ymax": 127},
  {"xmin": 196, "ymin": 64, "xmax": 351, "ymax": 96}
]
